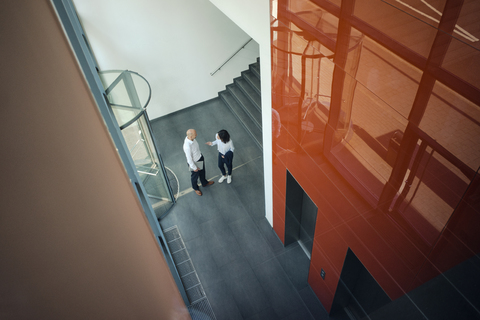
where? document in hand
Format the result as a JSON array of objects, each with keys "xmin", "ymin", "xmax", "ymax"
[{"xmin": 189, "ymin": 161, "xmax": 204, "ymax": 171}]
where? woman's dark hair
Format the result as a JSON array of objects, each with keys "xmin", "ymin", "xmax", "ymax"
[{"xmin": 218, "ymin": 129, "xmax": 230, "ymax": 143}]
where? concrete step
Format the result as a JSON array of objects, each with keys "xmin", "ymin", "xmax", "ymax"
[
  {"xmin": 227, "ymin": 83, "xmax": 262, "ymax": 129},
  {"xmin": 234, "ymin": 77, "xmax": 261, "ymax": 112},
  {"xmin": 219, "ymin": 90, "xmax": 262, "ymax": 149},
  {"xmin": 250, "ymin": 60, "xmax": 260, "ymax": 79},
  {"xmin": 242, "ymin": 70, "xmax": 261, "ymax": 96}
]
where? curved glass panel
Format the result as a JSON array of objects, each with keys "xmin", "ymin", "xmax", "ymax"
[
  {"xmin": 99, "ymin": 70, "xmax": 151, "ymax": 128},
  {"xmin": 99, "ymin": 70, "xmax": 174, "ymax": 219}
]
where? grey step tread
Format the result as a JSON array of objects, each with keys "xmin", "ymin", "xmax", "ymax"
[
  {"xmin": 234, "ymin": 77, "xmax": 261, "ymax": 111},
  {"xmin": 219, "ymin": 91, "xmax": 263, "ymax": 149},
  {"xmin": 242, "ymin": 70, "xmax": 260, "ymax": 96},
  {"xmin": 226, "ymin": 84, "xmax": 262, "ymax": 128},
  {"xmin": 250, "ymin": 61, "xmax": 260, "ymax": 79}
]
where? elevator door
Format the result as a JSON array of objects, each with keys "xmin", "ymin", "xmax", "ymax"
[
  {"xmin": 285, "ymin": 170, "xmax": 318, "ymax": 259},
  {"xmin": 331, "ymin": 249, "xmax": 391, "ymax": 319}
]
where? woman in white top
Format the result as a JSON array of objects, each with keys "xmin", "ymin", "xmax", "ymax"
[{"xmin": 206, "ymin": 129, "xmax": 234, "ymax": 183}]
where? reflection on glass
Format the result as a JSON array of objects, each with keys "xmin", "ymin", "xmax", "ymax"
[
  {"xmin": 355, "ymin": 37, "xmax": 421, "ymax": 119},
  {"xmin": 99, "ymin": 70, "xmax": 174, "ymax": 219},
  {"xmin": 388, "ymin": 143, "xmax": 471, "ymax": 248},
  {"xmin": 271, "ymin": 16, "xmax": 336, "ymax": 157},
  {"xmin": 354, "ymin": 0, "xmax": 436, "ymax": 57},
  {"xmin": 271, "ymin": 0, "xmax": 480, "ymax": 314},
  {"xmin": 421, "ymin": 81, "xmax": 480, "ymax": 170},
  {"xmin": 384, "ymin": 0, "xmax": 479, "ymax": 47},
  {"xmin": 443, "ymin": 35, "xmax": 480, "ymax": 91},
  {"xmin": 328, "ymin": 73, "xmax": 409, "ymax": 203}
]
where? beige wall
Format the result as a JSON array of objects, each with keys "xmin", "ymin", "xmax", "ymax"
[{"xmin": 0, "ymin": 1, "xmax": 190, "ymax": 319}]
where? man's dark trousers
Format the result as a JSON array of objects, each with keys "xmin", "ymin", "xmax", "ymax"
[{"xmin": 191, "ymin": 155, "xmax": 208, "ymax": 190}]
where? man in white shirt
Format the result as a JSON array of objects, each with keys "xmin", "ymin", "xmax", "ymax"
[{"xmin": 183, "ymin": 129, "xmax": 214, "ymax": 196}]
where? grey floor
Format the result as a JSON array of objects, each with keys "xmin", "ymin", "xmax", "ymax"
[{"xmin": 150, "ymin": 98, "xmax": 329, "ymax": 320}]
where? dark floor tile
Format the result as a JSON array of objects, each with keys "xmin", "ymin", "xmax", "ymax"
[
  {"xmin": 229, "ymin": 215, "xmax": 275, "ymax": 268},
  {"xmin": 184, "ymin": 235, "xmax": 222, "ymax": 289},
  {"xmin": 253, "ymin": 258, "xmax": 305, "ymax": 318},
  {"xmin": 187, "ymin": 189, "xmax": 218, "ymax": 221},
  {"xmin": 245, "ymin": 307, "xmax": 280, "ymax": 320},
  {"xmin": 160, "ymin": 197, "xmax": 203, "ymax": 243},
  {"xmin": 200, "ymin": 217, "xmax": 244, "ymax": 268},
  {"xmin": 232, "ymin": 156, "xmax": 264, "ymax": 184},
  {"xmin": 150, "ymin": 117, "xmax": 184, "ymax": 144},
  {"xmin": 255, "ymin": 218, "xmax": 287, "ymax": 256},
  {"xmin": 231, "ymin": 168, "xmax": 265, "ymax": 221},
  {"xmin": 444, "ymin": 255, "xmax": 480, "ymax": 311},
  {"xmin": 408, "ymin": 274, "xmax": 480, "ymax": 320},
  {"xmin": 217, "ymin": 255, "xmax": 253, "ymax": 285},
  {"xmin": 159, "ymin": 197, "xmax": 190, "ymax": 230},
  {"xmin": 168, "ymin": 164, "xmax": 192, "ymax": 193},
  {"xmin": 232, "ymin": 142, "xmax": 263, "ymax": 165},
  {"xmin": 276, "ymin": 245, "xmax": 311, "ymax": 291},
  {"xmin": 298, "ymin": 286, "xmax": 330, "ymax": 320},
  {"xmin": 209, "ymin": 183, "xmax": 246, "ymax": 224},
  {"xmin": 368, "ymin": 295, "xmax": 426, "ymax": 320},
  {"xmin": 225, "ymin": 268, "xmax": 272, "ymax": 319},
  {"xmin": 203, "ymin": 280, "xmax": 243, "ymax": 320},
  {"xmin": 280, "ymin": 306, "xmax": 315, "ymax": 320}
]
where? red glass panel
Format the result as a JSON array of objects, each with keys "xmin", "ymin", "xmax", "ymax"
[
  {"xmin": 308, "ymin": 264, "xmax": 335, "ymax": 312},
  {"xmin": 311, "ymin": 239, "xmax": 340, "ymax": 295},
  {"xmin": 354, "ymin": 0, "xmax": 436, "ymax": 57},
  {"xmin": 271, "ymin": 0, "xmax": 479, "ymax": 312},
  {"xmin": 421, "ymin": 82, "xmax": 480, "ymax": 171},
  {"xmin": 355, "ymin": 36, "xmax": 421, "ymax": 119},
  {"xmin": 345, "ymin": 216, "xmax": 415, "ymax": 290}
]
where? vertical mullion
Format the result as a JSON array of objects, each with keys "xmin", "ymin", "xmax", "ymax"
[
  {"xmin": 379, "ymin": 0, "xmax": 464, "ymax": 210},
  {"xmin": 324, "ymin": 0, "xmax": 355, "ymax": 152},
  {"xmin": 408, "ymin": 0, "xmax": 464, "ymax": 125}
]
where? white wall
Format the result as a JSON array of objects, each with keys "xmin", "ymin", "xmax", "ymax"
[
  {"xmin": 208, "ymin": 0, "xmax": 273, "ymax": 225},
  {"xmin": 72, "ymin": 0, "xmax": 259, "ymax": 119},
  {"xmin": 73, "ymin": 0, "xmax": 274, "ymax": 226}
]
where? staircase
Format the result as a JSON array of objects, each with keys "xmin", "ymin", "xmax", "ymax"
[{"xmin": 219, "ymin": 58, "xmax": 262, "ymax": 149}]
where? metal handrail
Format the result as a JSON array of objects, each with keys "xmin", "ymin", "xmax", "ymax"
[{"xmin": 210, "ymin": 38, "xmax": 253, "ymax": 76}]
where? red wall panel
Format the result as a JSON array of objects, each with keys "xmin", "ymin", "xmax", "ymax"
[{"xmin": 270, "ymin": 0, "xmax": 480, "ymax": 313}]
